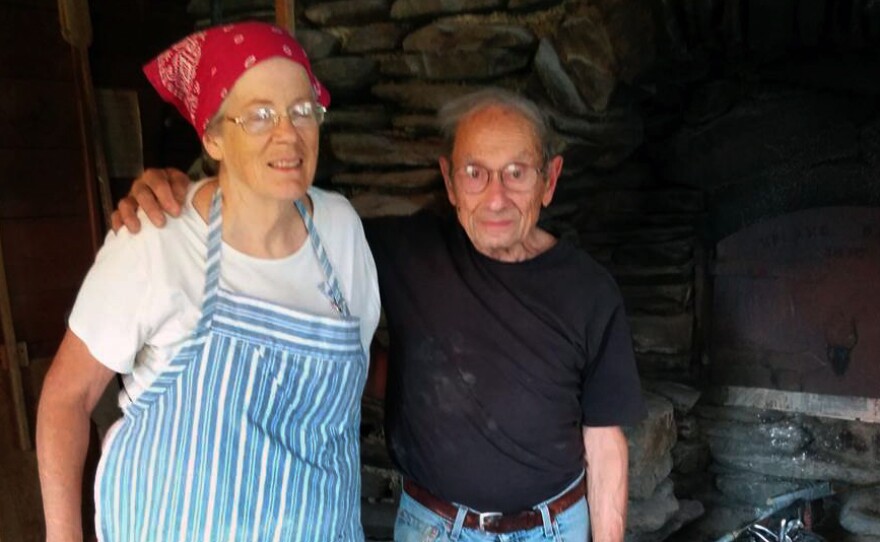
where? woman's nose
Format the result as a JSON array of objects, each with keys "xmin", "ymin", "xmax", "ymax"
[{"xmin": 272, "ymin": 115, "xmax": 303, "ymax": 140}]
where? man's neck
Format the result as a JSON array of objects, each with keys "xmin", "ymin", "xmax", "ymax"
[{"xmin": 476, "ymin": 228, "xmax": 558, "ymax": 263}]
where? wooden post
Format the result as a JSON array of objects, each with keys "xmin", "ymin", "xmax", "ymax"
[
  {"xmin": 275, "ymin": 0, "xmax": 296, "ymax": 34},
  {"xmin": 0, "ymin": 225, "xmax": 31, "ymax": 450},
  {"xmin": 59, "ymin": 0, "xmax": 114, "ymax": 235}
]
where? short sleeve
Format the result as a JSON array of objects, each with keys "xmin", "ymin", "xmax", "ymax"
[
  {"xmin": 67, "ymin": 228, "xmax": 154, "ymax": 374},
  {"xmin": 580, "ymin": 300, "xmax": 648, "ymax": 426}
]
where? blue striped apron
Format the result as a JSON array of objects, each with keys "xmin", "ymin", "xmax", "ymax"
[{"xmin": 95, "ymin": 189, "xmax": 367, "ymax": 542}]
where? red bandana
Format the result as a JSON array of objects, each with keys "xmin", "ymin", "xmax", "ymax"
[{"xmin": 143, "ymin": 21, "xmax": 330, "ymax": 137}]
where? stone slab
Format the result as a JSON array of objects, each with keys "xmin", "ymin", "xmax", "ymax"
[
  {"xmin": 330, "ymin": 133, "xmax": 442, "ymax": 167},
  {"xmin": 295, "ymin": 29, "xmax": 340, "ymax": 60},
  {"xmin": 379, "ymin": 49, "xmax": 530, "ymax": 80},
  {"xmin": 402, "ymin": 21, "xmax": 535, "ymax": 52},
  {"xmin": 630, "ymin": 313, "xmax": 693, "ymax": 355},
  {"xmin": 332, "ymin": 169, "xmax": 441, "ymax": 190},
  {"xmin": 344, "ymin": 22, "xmax": 408, "ymax": 53},
  {"xmin": 349, "ymin": 192, "xmax": 441, "ymax": 218},
  {"xmin": 372, "ymin": 82, "xmax": 482, "ymax": 110},
  {"xmin": 715, "ymin": 386, "xmax": 880, "ymax": 424},
  {"xmin": 625, "ymin": 393, "xmax": 677, "ymax": 499},
  {"xmin": 390, "ymin": 0, "xmax": 503, "ymax": 20},
  {"xmin": 533, "ymin": 38, "xmax": 588, "ymax": 114},
  {"xmin": 312, "ymin": 56, "xmax": 379, "ymax": 95},
  {"xmin": 304, "ymin": 0, "xmax": 389, "ymax": 26}
]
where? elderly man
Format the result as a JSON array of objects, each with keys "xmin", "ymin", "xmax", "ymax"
[{"xmin": 114, "ymin": 88, "xmax": 646, "ymax": 542}]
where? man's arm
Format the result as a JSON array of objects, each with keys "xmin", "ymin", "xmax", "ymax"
[
  {"xmin": 583, "ymin": 425, "xmax": 629, "ymax": 542},
  {"xmin": 37, "ymin": 330, "xmax": 116, "ymax": 542},
  {"xmin": 110, "ymin": 167, "xmax": 190, "ymax": 233}
]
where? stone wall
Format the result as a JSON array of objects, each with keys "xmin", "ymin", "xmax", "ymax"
[{"xmin": 180, "ymin": 1, "xmax": 880, "ymax": 540}]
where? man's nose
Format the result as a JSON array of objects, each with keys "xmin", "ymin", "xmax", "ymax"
[{"xmin": 483, "ymin": 171, "xmax": 509, "ymax": 207}]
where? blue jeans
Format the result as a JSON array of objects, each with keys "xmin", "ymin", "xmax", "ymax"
[{"xmin": 393, "ymin": 476, "xmax": 590, "ymax": 542}]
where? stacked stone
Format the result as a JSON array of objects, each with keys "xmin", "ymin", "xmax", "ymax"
[
  {"xmin": 301, "ymin": 0, "xmax": 562, "ymax": 217},
  {"xmin": 624, "ymin": 387, "xmax": 705, "ymax": 542},
  {"xmin": 670, "ymin": 395, "xmax": 880, "ymax": 541}
]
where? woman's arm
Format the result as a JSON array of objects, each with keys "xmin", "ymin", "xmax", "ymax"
[{"xmin": 37, "ymin": 329, "xmax": 116, "ymax": 542}]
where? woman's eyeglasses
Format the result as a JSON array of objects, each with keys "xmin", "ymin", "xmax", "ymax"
[{"xmin": 225, "ymin": 101, "xmax": 326, "ymax": 135}]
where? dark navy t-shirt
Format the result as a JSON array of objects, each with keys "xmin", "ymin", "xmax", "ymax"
[{"xmin": 364, "ymin": 211, "xmax": 647, "ymax": 513}]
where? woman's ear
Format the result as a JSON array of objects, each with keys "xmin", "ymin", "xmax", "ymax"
[{"xmin": 202, "ymin": 131, "xmax": 223, "ymax": 161}]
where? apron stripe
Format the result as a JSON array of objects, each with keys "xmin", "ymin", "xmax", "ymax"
[{"xmin": 96, "ymin": 187, "xmax": 366, "ymax": 541}]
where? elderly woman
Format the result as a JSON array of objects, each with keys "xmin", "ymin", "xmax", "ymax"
[{"xmin": 36, "ymin": 22, "xmax": 380, "ymax": 541}]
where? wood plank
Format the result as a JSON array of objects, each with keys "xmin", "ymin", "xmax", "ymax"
[
  {"xmin": 0, "ymin": 5, "xmax": 73, "ymax": 81},
  {"xmin": 0, "ymin": 150, "xmax": 87, "ymax": 219},
  {"xmin": 0, "ymin": 217, "xmax": 94, "ymax": 350},
  {"xmin": 0, "ymin": 79, "xmax": 82, "ymax": 149}
]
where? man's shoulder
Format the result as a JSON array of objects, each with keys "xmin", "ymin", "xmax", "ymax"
[
  {"xmin": 550, "ymin": 240, "xmax": 623, "ymax": 299},
  {"xmin": 550, "ymin": 238, "xmax": 607, "ymax": 273}
]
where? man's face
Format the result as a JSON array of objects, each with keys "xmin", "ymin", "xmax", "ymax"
[{"xmin": 440, "ymin": 105, "xmax": 561, "ymax": 261}]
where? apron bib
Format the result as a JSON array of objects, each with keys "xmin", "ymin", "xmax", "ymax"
[{"xmin": 95, "ymin": 189, "xmax": 367, "ymax": 542}]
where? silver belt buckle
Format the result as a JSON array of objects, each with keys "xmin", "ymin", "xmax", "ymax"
[{"xmin": 477, "ymin": 511, "xmax": 503, "ymax": 532}]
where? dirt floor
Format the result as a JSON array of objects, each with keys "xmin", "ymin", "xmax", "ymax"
[{"xmin": 0, "ymin": 368, "xmax": 44, "ymax": 542}]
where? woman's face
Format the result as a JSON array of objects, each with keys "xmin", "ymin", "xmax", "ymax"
[{"xmin": 204, "ymin": 57, "xmax": 320, "ymax": 203}]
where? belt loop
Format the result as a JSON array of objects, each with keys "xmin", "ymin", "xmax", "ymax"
[
  {"xmin": 449, "ymin": 504, "xmax": 468, "ymax": 541},
  {"xmin": 537, "ymin": 502, "xmax": 553, "ymax": 537}
]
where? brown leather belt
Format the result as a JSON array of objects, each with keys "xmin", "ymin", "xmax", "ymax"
[{"xmin": 402, "ymin": 479, "xmax": 585, "ymax": 534}]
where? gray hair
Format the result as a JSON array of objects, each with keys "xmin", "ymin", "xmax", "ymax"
[
  {"xmin": 437, "ymin": 87, "xmax": 553, "ymax": 165},
  {"xmin": 200, "ymin": 108, "xmax": 225, "ymax": 176}
]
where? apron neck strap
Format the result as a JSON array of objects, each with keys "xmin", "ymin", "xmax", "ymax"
[
  {"xmin": 294, "ymin": 198, "xmax": 351, "ymax": 317},
  {"xmin": 197, "ymin": 187, "xmax": 352, "ymax": 331},
  {"xmin": 196, "ymin": 187, "xmax": 224, "ymax": 330}
]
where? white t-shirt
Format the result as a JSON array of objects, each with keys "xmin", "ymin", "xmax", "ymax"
[{"xmin": 69, "ymin": 180, "xmax": 381, "ymax": 404}]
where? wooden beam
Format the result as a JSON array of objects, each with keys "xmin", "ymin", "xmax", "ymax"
[
  {"xmin": 717, "ymin": 386, "xmax": 880, "ymax": 424},
  {"xmin": 59, "ymin": 0, "xmax": 113, "ymax": 246},
  {"xmin": 275, "ymin": 0, "xmax": 295, "ymax": 34}
]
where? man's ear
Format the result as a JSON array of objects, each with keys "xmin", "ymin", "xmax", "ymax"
[
  {"xmin": 541, "ymin": 155, "xmax": 563, "ymax": 208},
  {"xmin": 202, "ymin": 131, "xmax": 223, "ymax": 162},
  {"xmin": 439, "ymin": 156, "xmax": 457, "ymax": 207}
]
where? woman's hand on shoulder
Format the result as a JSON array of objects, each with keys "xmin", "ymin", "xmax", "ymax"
[{"xmin": 111, "ymin": 168, "xmax": 190, "ymax": 233}]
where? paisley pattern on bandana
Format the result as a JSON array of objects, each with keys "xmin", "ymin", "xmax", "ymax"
[
  {"xmin": 155, "ymin": 32, "xmax": 206, "ymax": 124},
  {"xmin": 143, "ymin": 21, "xmax": 330, "ymax": 137}
]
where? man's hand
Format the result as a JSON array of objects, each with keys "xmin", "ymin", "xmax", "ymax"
[{"xmin": 110, "ymin": 168, "xmax": 190, "ymax": 233}]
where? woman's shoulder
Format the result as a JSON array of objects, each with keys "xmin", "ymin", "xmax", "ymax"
[
  {"xmin": 308, "ymin": 186, "xmax": 364, "ymax": 234},
  {"xmin": 309, "ymin": 186, "xmax": 358, "ymax": 217},
  {"xmin": 106, "ymin": 179, "xmax": 208, "ymax": 259}
]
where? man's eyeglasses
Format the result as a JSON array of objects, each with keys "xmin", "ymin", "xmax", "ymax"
[
  {"xmin": 225, "ymin": 101, "xmax": 326, "ymax": 135},
  {"xmin": 452, "ymin": 162, "xmax": 544, "ymax": 194}
]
